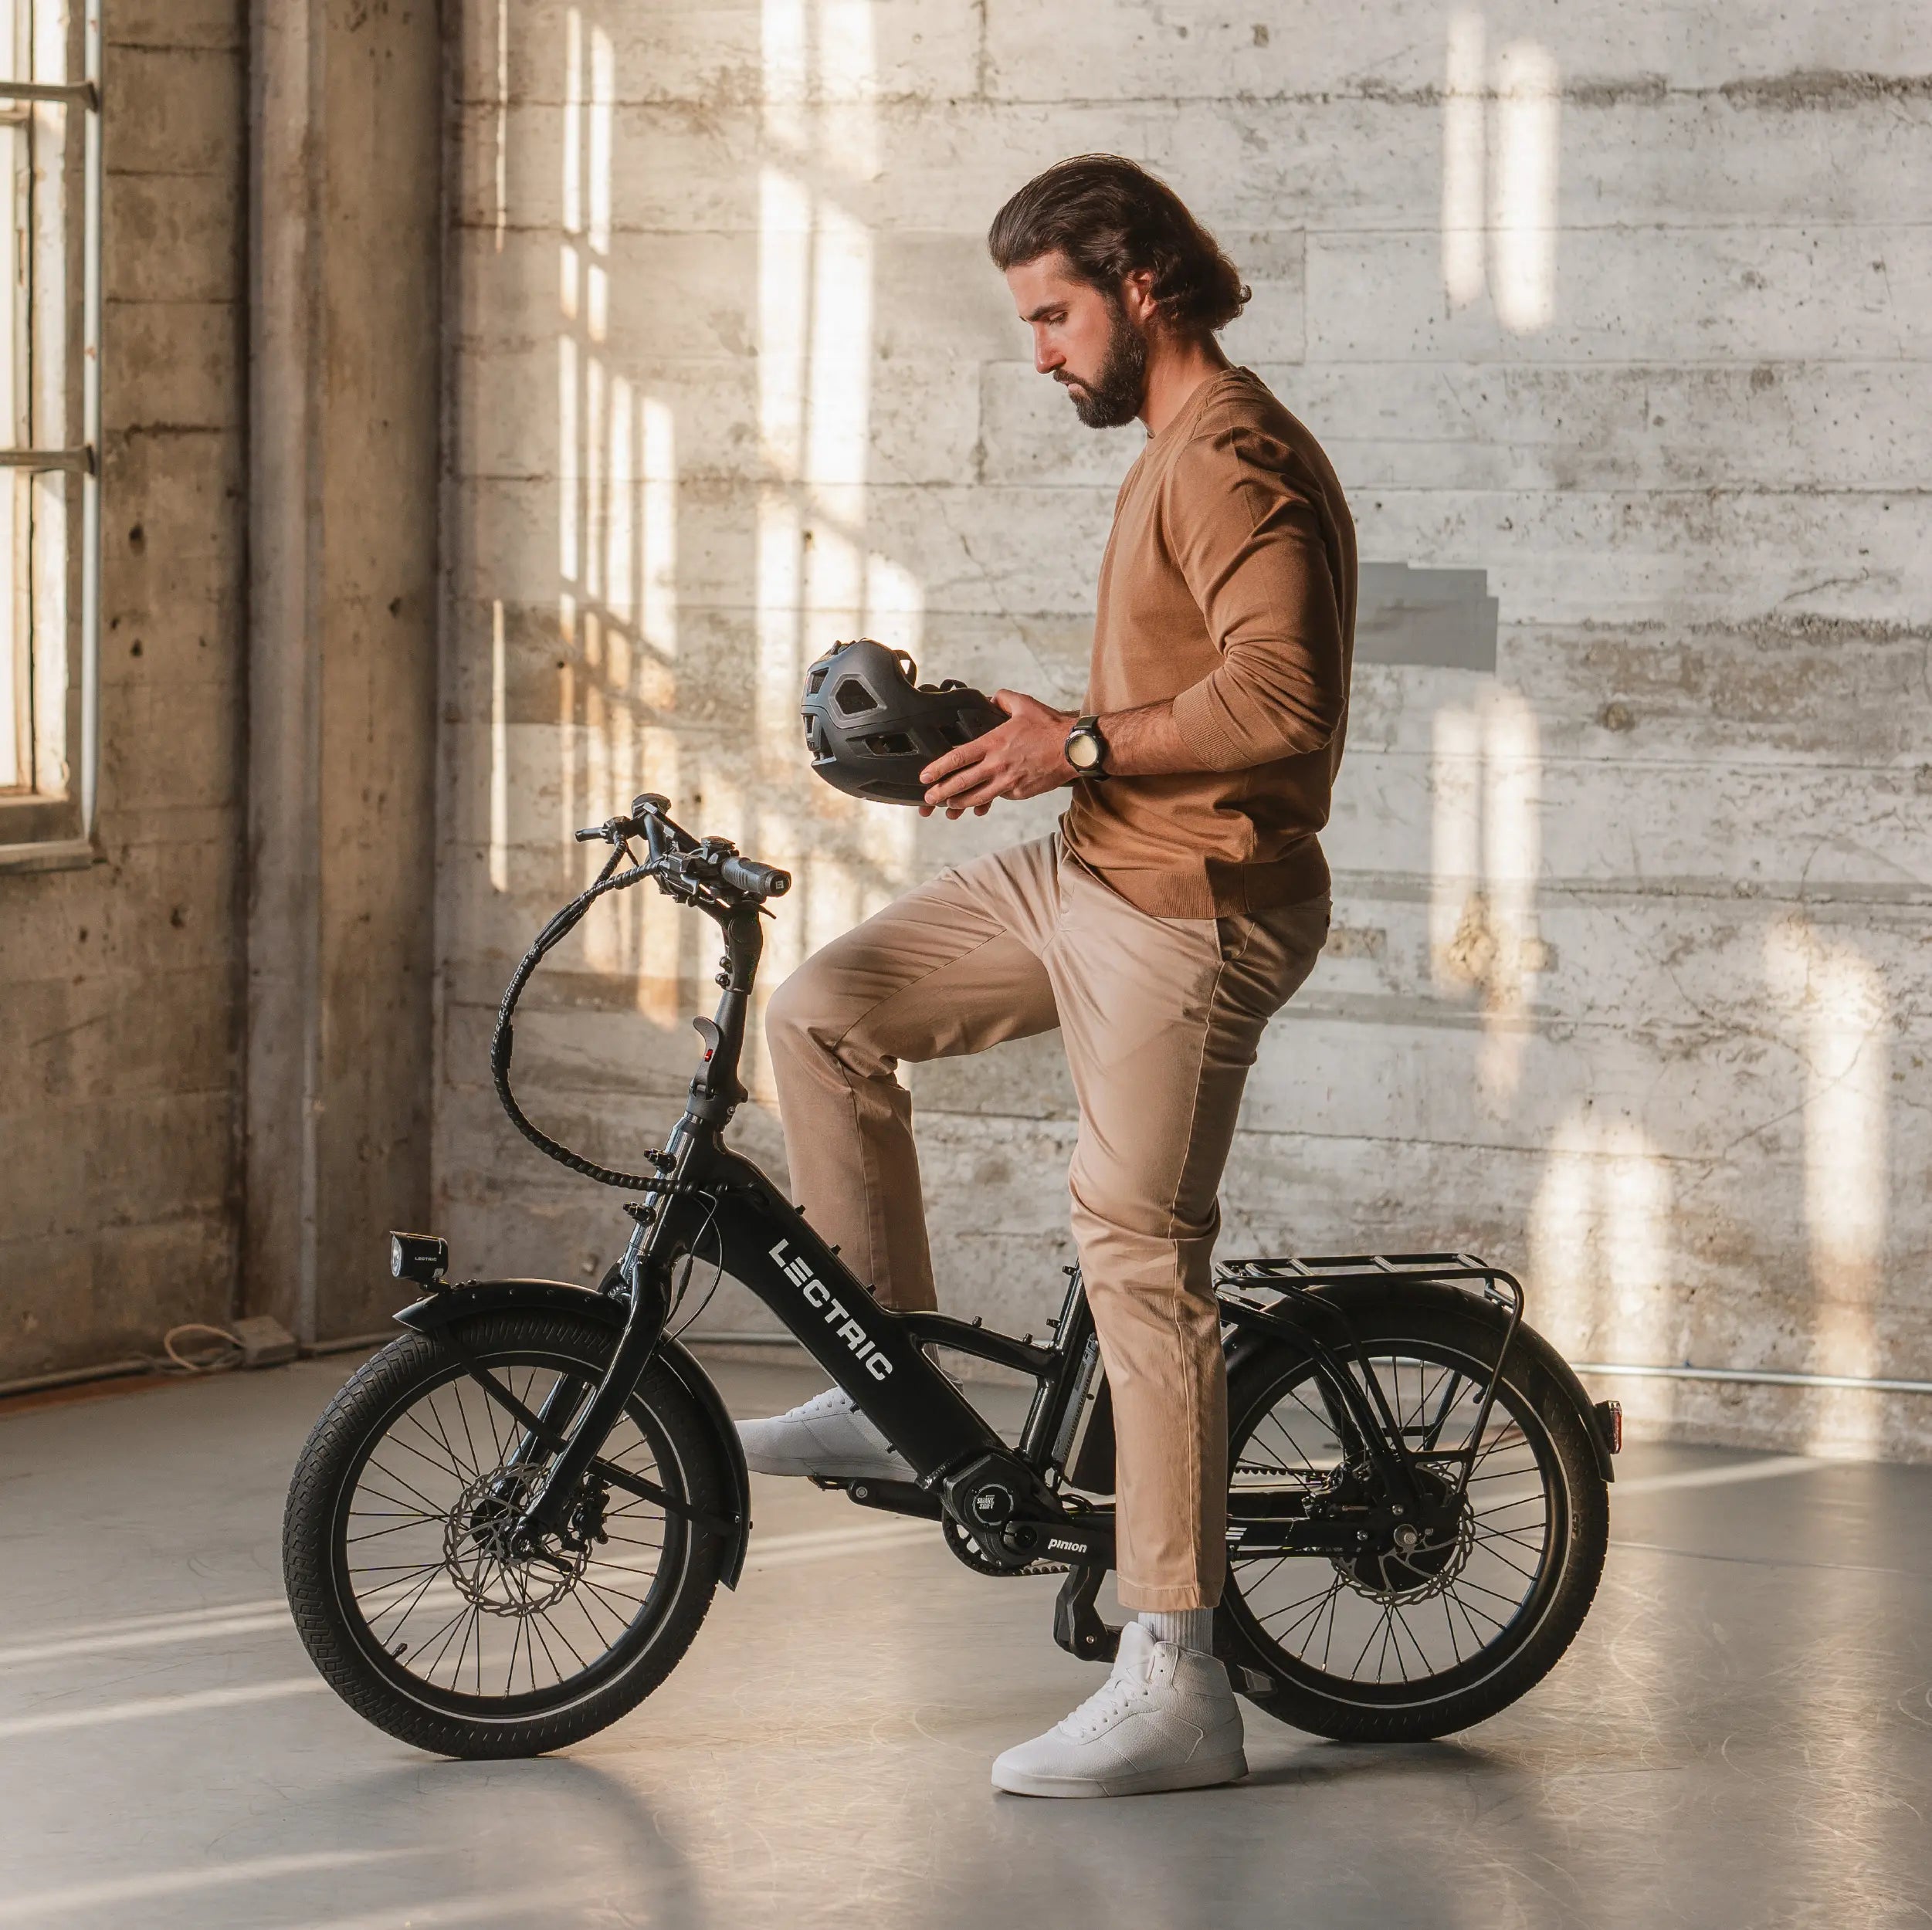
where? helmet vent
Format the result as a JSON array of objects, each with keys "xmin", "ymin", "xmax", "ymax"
[
  {"xmin": 833, "ymin": 676, "xmax": 880, "ymax": 716},
  {"xmin": 865, "ymin": 731, "xmax": 915, "ymax": 757}
]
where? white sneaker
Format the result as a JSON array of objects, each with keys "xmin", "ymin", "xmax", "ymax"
[
  {"xmin": 736, "ymin": 1386, "xmax": 913, "ymax": 1481},
  {"xmin": 991, "ymin": 1621, "xmax": 1248, "ymax": 1799}
]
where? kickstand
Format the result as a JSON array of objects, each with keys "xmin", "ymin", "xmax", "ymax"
[{"xmin": 1052, "ymin": 1564, "xmax": 1120, "ymax": 1664}]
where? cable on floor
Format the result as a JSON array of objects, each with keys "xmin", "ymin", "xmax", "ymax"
[{"xmin": 157, "ymin": 1324, "xmax": 246, "ymax": 1374}]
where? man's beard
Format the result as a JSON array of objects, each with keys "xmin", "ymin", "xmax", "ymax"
[{"xmin": 1056, "ymin": 297, "xmax": 1148, "ymax": 428}]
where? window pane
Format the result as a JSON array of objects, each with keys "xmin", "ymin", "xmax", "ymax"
[
  {"xmin": 27, "ymin": 466, "xmax": 61, "ymax": 792},
  {"xmin": 0, "ymin": 96, "xmax": 20, "ymax": 788}
]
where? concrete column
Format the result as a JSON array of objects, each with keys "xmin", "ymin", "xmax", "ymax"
[{"xmin": 246, "ymin": 0, "xmax": 442, "ymax": 1343}]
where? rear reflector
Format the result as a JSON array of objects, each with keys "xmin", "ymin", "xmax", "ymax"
[{"xmin": 1593, "ymin": 1398, "xmax": 1623, "ymax": 1454}]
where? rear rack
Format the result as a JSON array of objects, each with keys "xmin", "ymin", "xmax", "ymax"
[
  {"xmin": 1215, "ymin": 1251, "xmax": 1522, "ymax": 1304},
  {"xmin": 1213, "ymin": 1254, "xmax": 1527, "ymax": 1507}
]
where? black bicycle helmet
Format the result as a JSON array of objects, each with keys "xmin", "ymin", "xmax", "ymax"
[{"xmin": 800, "ymin": 638, "xmax": 1004, "ymax": 804}]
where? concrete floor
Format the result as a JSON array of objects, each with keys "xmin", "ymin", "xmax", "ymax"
[{"xmin": 2, "ymin": 1354, "xmax": 1930, "ymax": 1930}]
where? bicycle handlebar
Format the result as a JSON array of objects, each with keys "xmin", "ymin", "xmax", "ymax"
[{"xmin": 571, "ymin": 793, "xmax": 790, "ymax": 903}]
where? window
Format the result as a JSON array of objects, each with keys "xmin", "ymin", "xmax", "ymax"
[{"xmin": 0, "ymin": 0, "xmax": 98, "ymax": 868}]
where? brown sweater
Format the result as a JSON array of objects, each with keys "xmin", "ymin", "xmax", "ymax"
[{"xmin": 1061, "ymin": 367, "xmax": 1355, "ymax": 917}]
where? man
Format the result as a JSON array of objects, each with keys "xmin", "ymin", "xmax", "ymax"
[{"xmin": 741, "ymin": 155, "xmax": 1356, "ymax": 1797}]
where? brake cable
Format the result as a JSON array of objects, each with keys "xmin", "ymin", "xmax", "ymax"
[{"xmin": 488, "ymin": 838, "xmax": 673, "ymax": 1191}]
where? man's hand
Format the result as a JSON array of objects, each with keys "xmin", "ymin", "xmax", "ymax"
[{"xmin": 918, "ymin": 689, "xmax": 1077, "ymax": 817}]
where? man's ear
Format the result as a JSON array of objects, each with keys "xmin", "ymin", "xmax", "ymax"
[{"xmin": 1119, "ymin": 268, "xmax": 1159, "ymax": 326}]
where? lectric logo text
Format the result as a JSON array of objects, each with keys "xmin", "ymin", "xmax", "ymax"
[{"xmin": 768, "ymin": 1241, "xmax": 893, "ymax": 1381}]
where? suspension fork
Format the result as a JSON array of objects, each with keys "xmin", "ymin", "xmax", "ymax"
[{"xmin": 517, "ymin": 1167, "xmax": 690, "ymax": 1536}]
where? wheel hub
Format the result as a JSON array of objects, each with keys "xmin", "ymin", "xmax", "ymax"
[
  {"xmin": 446, "ymin": 1465, "xmax": 588, "ymax": 1616},
  {"xmin": 1332, "ymin": 1463, "xmax": 1473, "ymax": 1602}
]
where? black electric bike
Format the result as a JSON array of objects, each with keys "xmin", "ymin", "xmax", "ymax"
[{"xmin": 283, "ymin": 795, "xmax": 1618, "ymax": 1759}]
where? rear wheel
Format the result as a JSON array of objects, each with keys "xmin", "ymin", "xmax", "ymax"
[
  {"xmin": 283, "ymin": 1311, "xmax": 727, "ymax": 1758},
  {"xmin": 1219, "ymin": 1292, "xmax": 1606, "ymax": 1742}
]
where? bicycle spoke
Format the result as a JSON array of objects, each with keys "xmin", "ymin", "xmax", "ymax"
[
  {"xmin": 503, "ymin": 1603, "xmax": 527, "ymax": 1698},
  {"xmin": 450, "ymin": 1380, "xmax": 490, "ymax": 1488},
  {"xmin": 346, "ymin": 1515, "xmax": 445, "ymax": 1548},
  {"xmin": 1317, "ymin": 1582, "xmax": 1342, "ymax": 1671},
  {"xmin": 1349, "ymin": 1610, "xmax": 1384, "ymax": 1680},
  {"xmin": 359, "ymin": 1455, "xmax": 447, "ymax": 1519},
  {"xmin": 393, "ymin": 1410, "xmax": 469, "ymax": 1483},
  {"xmin": 1475, "ymin": 1542, "xmax": 1541, "ymax": 1583},
  {"xmin": 419, "ymin": 1390, "xmax": 476, "ymax": 1485},
  {"xmin": 368, "ymin": 1564, "xmax": 443, "ymax": 1635},
  {"xmin": 578, "ymin": 1572, "xmax": 649, "ymax": 1616}
]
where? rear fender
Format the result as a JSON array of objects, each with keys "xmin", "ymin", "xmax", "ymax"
[
  {"xmin": 1219, "ymin": 1278, "xmax": 1616, "ymax": 1483},
  {"xmin": 394, "ymin": 1281, "xmax": 754, "ymax": 1585}
]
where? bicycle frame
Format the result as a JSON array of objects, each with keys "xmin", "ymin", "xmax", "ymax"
[{"xmin": 406, "ymin": 795, "xmax": 1611, "ymax": 1615}]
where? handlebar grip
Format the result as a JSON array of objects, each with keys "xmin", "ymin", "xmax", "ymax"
[{"xmin": 719, "ymin": 855, "xmax": 791, "ymax": 898}]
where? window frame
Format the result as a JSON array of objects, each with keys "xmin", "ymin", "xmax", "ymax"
[{"xmin": 0, "ymin": 0, "xmax": 100, "ymax": 874}]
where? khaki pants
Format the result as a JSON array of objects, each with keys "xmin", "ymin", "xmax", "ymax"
[{"xmin": 763, "ymin": 835, "xmax": 1329, "ymax": 1610}]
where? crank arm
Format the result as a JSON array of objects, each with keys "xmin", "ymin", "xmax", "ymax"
[
  {"xmin": 1052, "ymin": 1564, "xmax": 1119, "ymax": 1663},
  {"xmin": 999, "ymin": 1513, "xmax": 1116, "ymax": 1569},
  {"xmin": 813, "ymin": 1476, "xmax": 941, "ymax": 1519}
]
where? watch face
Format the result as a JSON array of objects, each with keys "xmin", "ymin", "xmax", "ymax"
[{"xmin": 1067, "ymin": 730, "xmax": 1099, "ymax": 770}]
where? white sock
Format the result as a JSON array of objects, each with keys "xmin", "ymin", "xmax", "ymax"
[{"xmin": 1139, "ymin": 1608, "xmax": 1215, "ymax": 1655}]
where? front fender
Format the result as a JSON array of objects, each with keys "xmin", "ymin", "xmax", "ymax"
[{"xmin": 394, "ymin": 1280, "xmax": 754, "ymax": 1586}]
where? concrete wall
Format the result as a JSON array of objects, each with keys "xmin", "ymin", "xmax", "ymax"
[
  {"xmin": 442, "ymin": 2, "xmax": 1932, "ymax": 1456},
  {"xmin": 0, "ymin": 2, "xmax": 249, "ymax": 1382},
  {"xmin": 244, "ymin": 0, "xmax": 443, "ymax": 1346},
  {"xmin": 0, "ymin": 0, "xmax": 444, "ymax": 1383}
]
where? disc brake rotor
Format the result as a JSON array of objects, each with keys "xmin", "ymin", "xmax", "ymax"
[
  {"xmin": 1332, "ymin": 1465, "xmax": 1475, "ymax": 1604},
  {"xmin": 444, "ymin": 1465, "xmax": 588, "ymax": 1617}
]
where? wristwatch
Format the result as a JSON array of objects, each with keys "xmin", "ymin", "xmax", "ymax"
[{"xmin": 1064, "ymin": 714, "xmax": 1110, "ymax": 779}]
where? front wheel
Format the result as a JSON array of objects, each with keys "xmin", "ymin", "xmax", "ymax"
[
  {"xmin": 283, "ymin": 1310, "xmax": 728, "ymax": 1758},
  {"xmin": 1219, "ymin": 1291, "xmax": 1608, "ymax": 1742}
]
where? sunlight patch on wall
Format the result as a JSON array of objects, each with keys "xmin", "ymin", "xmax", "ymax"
[
  {"xmin": 554, "ymin": 7, "xmax": 685, "ymax": 1000},
  {"xmin": 1531, "ymin": 1110, "xmax": 1676, "ymax": 1372},
  {"xmin": 490, "ymin": 599, "xmax": 508, "ymax": 892},
  {"xmin": 751, "ymin": 0, "xmax": 924, "ymax": 1069},
  {"xmin": 1493, "ymin": 43, "xmax": 1560, "ymax": 332},
  {"xmin": 1765, "ymin": 919, "xmax": 1890, "ymax": 1454},
  {"xmin": 1429, "ymin": 683, "xmax": 1546, "ymax": 1106},
  {"xmin": 1439, "ymin": 15, "xmax": 1561, "ymax": 333}
]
